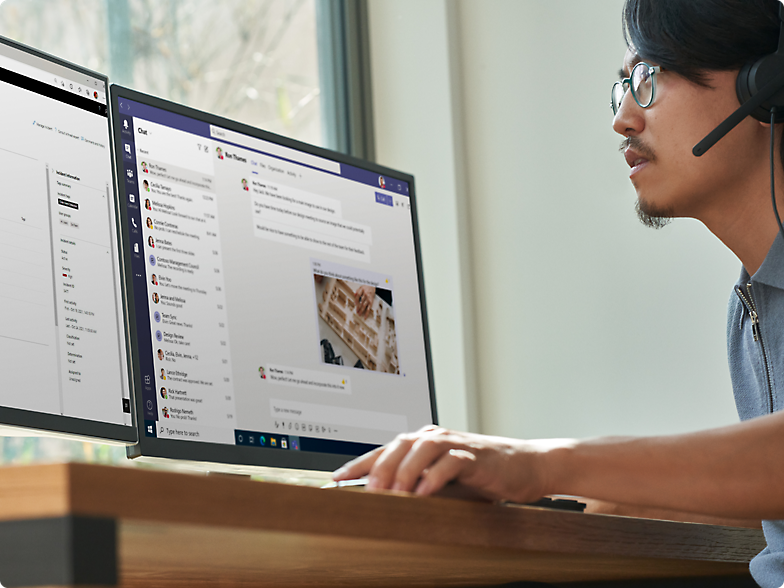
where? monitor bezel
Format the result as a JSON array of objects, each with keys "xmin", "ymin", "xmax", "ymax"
[
  {"xmin": 0, "ymin": 34, "xmax": 136, "ymax": 444},
  {"xmin": 110, "ymin": 84, "xmax": 438, "ymax": 471}
]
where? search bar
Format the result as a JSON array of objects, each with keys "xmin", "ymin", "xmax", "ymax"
[{"xmin": 210, "ymin": 125, "xmax": 340, "ymax": 175}]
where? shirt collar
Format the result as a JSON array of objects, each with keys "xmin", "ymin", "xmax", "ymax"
[{"xmin": 748, "ymin": 231, "xmax": 784, "ymax": 290}]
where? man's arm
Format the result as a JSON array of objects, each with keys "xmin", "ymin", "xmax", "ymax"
[
  {"xmin": 548, "ymin": 411, "xmax": 784, "ymax": 519},
  {"xmin": 582, "ymin": 498, "xmax": 762, "ymax": 528},
  {"xmin": 334, "ymin": 410, "xmax": 784, "ymax": 520}
]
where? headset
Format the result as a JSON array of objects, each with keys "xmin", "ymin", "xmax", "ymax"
[{"xmin": 693, "ymin": 1, "xmax": 784, "ymax": 237}]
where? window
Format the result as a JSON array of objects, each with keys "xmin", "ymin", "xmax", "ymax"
[
  {"xmin": 0, "ymin": 0, "xmax": 322, "ymax": 145},
  {"xmin": 0, "ymin": 0, "xmax": 324, "ymax": 465}
]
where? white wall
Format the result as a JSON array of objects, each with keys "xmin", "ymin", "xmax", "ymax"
[
  {"xmin": 368, "ymin": 0, "xmax": 742, "ymax": 439},
  {"xmin": 368, "ymin": 0, "xmax": 479, "ymax": 431}
]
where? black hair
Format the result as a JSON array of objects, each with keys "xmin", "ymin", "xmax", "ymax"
[
  {"xmin": 623, "ymin": 0, "xmax": 780, "ymax": 86},
  {"xmin": 623, "ymin": 0, "xmax": 784, "ymax": 171}
]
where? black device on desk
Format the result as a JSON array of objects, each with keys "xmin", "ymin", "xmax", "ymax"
[
  {"xmin": 0, "ymin": 35, "xmax": 135, "ymax": 443},
  {"xmin": 110, "ymin": 86, "xmax": 437, "ymax": 472}
]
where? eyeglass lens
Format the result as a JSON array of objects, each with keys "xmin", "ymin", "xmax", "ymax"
[
  {"xmin": 611, "ymin": 62, "xmax": 654, "ymax": 114},
  {"xmin": 611, "ymin": 83, "xmax": 625, "ymax": 114},
  {"xmin": 632, "ymin": 63, "xmax": 653, "ymax": 106}
]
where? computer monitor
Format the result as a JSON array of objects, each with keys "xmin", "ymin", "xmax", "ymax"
[
  {"xmin": 0, "ymin": 36, "xmax": 135, "ymax": 443},
  {"xmin": 111, "ymin": 85, "xmax": 437, "ymax": 472}
]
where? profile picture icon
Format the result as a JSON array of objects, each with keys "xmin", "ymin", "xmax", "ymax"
[
  {"xmin": 258, "ymin": 366, "xmax": 266, "ymax": 380},
  {"xmin": 144, "ymin": 198, "xmax": 152, "ymax": 211},
  {"xmin": 154, "ymin": 311, "xmax": 161, "ymax": 323},
  {"xmin": 146, "ymin": 217, "xmax": 153, "ymax": 229},
  {"xmin": 157, "ymin": 348, "xmax": 164, "ymax": 361},
  {"xmin": 148, "ymin": 236, "xmax": 155, "ymax": 248},
  {"xmin": 241, "ymin": 178, "xmax": 249, "ymax": 191},
  {"xmin": 162, "ymin": 407, "xmax": 170, "ymax": 418},
  {"xmin": 152, "ymin": 292, "xmax": 159, "ymax": 304},
  {"xmin": 160, "ymin": 368, "xmax": 166, "ymax": 380},
  {"xmin": 143, "ymin": 180, "xmax": 150, "ymax": 192},
  {"xmin": 141, "ymin": 161, "xmax": 148, "ymax": 173},
  {"xmin": 151, "ymin": 273, "xmax": 158, "ymax": 286},
  {"xmin": 378, "ymin": 175, "xmax": 385, "ymax": 189},
  {"xmin": 160, "ymin": 387, "xmax": 167, "ymax": 399},
  {"xmin": 148, "ymin": 254, "xmax": 156, "ymax": 266},
  {"xmin": 216, "ymin": 147, "xmax": 224, "ymax": 160}
]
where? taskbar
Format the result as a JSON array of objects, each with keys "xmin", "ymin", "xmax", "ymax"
[
  {"xmin": 234, "ymin": 429, "xmax": 378, "ymax": 456},
  {"xmin": 142, "ymin": 420, "xmax": 379, "ymax": 456}
]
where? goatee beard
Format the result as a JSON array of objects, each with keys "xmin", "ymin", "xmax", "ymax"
[{"xmin": 635, "ymin": 198, "xmax": 673, "ymax": 230}]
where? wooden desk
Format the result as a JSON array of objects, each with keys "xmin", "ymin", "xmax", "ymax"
[{"xmin": 0, "ymin": 463, "xmax": 766, "ymax": 587}]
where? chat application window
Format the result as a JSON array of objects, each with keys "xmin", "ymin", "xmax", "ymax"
[
  {"xmin": 0, "ymin": 46, "xmax": 130, "ymax": 425},
  {"xmin": 121, "ymin": 99, "xmax": 433, "ymax": 453}
]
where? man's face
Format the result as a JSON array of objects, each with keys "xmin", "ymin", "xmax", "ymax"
[{"xmin": 613, "ymin": 48, "xmax": 769, "ymax": 225}]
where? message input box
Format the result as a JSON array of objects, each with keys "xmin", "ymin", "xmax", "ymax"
[{"xmin": 269, "ymin": 398, "xmax": 408, "ymax": 433}]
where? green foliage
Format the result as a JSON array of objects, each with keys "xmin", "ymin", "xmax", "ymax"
[{"xmin": 0, "ymin": 436, "xmax": 127, "ymax": 466}]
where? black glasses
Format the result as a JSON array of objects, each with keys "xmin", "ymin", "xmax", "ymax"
[{"xmin": 611, "ymin": 62, "xmax": 661, "ymax": 115}]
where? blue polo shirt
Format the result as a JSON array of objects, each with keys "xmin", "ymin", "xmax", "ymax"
[{"xmin": 727, "ymin": 232, "xmax": 784, "ymax": 587}]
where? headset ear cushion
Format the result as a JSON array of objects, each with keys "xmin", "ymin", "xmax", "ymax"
[
  {"xmin": 737, "ymin": 55, "xmax": 784, "ymax": 123},
  {"xmin": 736, "ymin": 61, "xmax": 755, "ymax": 113}
]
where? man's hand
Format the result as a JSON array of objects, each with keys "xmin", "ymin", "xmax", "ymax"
[
  {"xmin": 334, "ymin": 412, "xmax": 784, "ymax": 520},
  {"xmin": 354, "ymin": 285, "xmax": 376, "ymax": 318},
  {"xmin": 333, "ymin": 425, "xmax": 569, "ymax": 503}
]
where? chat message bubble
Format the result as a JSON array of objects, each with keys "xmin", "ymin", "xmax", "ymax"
[
  {"xmin": 253, "ymin": 196, "xmax": 372, "ymax": 246},
  {"xmin": 267, "ymin": 364, "xmax": 351, "ymax": 394},
  {"xmin": 254, "ymin": 219, "xmax": 370, "ymax": 263},
  {"xmin": 311, "ymin": 259, "xmax": 392, "ymax": 290},
  {"xmin": 253, "ymin": 180, "xmax": 341, "ymax": 218},
  {"xmin": 269, "ymin": 398, "xmax": 408, "ymax": 433}
]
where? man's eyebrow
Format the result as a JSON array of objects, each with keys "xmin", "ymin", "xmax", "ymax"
[{"xmin": 619, "ymin": 54, "xmax": 643, "ymax": 79}]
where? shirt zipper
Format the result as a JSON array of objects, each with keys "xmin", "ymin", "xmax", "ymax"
[{"xmin": 735, "ymin": 283, "xmax": 774, "ymax": 413}]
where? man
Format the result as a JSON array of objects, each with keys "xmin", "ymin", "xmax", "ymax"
[{"xmin": 334, "ymin": 0, "xmax": 784, "ymax": 585}]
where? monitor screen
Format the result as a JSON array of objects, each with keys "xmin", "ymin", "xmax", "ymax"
[
  {"xmin": 0, "ymin": 36, "xmax": 134, "ymax": 442},
  {"xmin": 112, "ymin": 86, "xmax": 437, "ymax": 471}
]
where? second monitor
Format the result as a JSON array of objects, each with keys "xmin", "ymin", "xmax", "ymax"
[{"xmin": 112, "ymin": 86, "xmax": 437, "ymax": 472}]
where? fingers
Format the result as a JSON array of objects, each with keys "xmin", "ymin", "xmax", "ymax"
[
  {"xmin": 415, "ymin": 449, "xmax": 477, "ymax": 495},
  {"xmin": 334, "ymin": 425, "xmax": 476, "ymax": 497},
  {"xmin": 389, "ymin": 434, "xmax": 458, "ymax": 492},
  {"xmin": 365, "ymin": 433, "xmax": 420, "ymax": 490},
  {"xmin": 368, "ymin": 426, "xmax": 464, "ymax": 492},
  {"xmin": 355, "ymin": 291, "xmax": 366, "ymax": 316},
  {"xmin": 333, "ymin": 445, "xmax": 385, "ymax": 481},
  {"xmin": 334, "ymin": 425, "xmax": 439, "ymax": 482},
  {"xmin": 353, "ymin": 286, "xmax": 374, "ymax": 318}
]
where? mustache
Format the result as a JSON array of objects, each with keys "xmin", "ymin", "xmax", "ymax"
[{"xmin": 619, "ymin": 136, "xmax": 656, "ymax": 161}]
